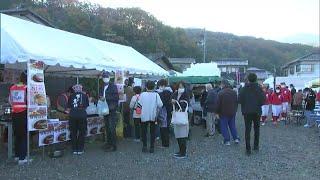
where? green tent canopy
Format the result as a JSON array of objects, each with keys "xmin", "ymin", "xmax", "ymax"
[{"xmin": 168, "ymin": 76, "xmax": 221, "ymax": 84}]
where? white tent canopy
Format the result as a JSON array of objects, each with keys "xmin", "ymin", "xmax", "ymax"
[
  {"xmin": 263, "ymin": 76, "xmax": 318, "ymax": 90},
  {"xmin": 178, "ymin": 62, "xmax": 221, "ymax": 77},
  {"xmin": 0, "ymin": 13, "xmax": 168, "ymax": 75}
]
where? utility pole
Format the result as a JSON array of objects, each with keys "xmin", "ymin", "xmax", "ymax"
[{"xmin": 203, "ymin": 28, "xmax": 206, "ymax": 63}]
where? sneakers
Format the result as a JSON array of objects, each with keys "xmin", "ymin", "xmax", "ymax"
[
  {"xmin": 174, "ymin": 152, "xmax": 180, "ymax": 156},
  {"xmin": 73, "ymin": 151, "xmax": 78, "ymax": 155},
  {"xmin": 105, "ymin": 146, "xmax": 117, "ymax": 152},
  {"xmin": 18, "ymin": 159, "xmax": 29, "ymax": 165},
  {"xmin": 156, "ymin": 137, "xmax": 160, "ymax": 141},
  {"xmin": 261, "ymin": 122, "xmax": 266, "ymax": 126},
  {"xmin": 234, "ymin": 139, "xmax": 240, "ymax": 144},
  {"xmin": 222, "ymin": 141, "xmax": 231, "ymax": 146},
  {"xmin": 142, "ymin": 146, "xmax": 148, "ymax": 153},
  {"xmin": 174, "ymin": 154, "xmax": 186, "ymax": 159},
  {"xmin": 246, "ymin": 150, "xmax": 251, "ymax": 156},
  {"xmin": 304, "ymin": 124, "xmax": 310, "ymax": 128},
  {"xmin": 77, "ymin": 151, "xmax": 84, "ymax": 155},
  {"xmin": 14, "ymin": 157, "xmax": 19, "ymax": 162}
]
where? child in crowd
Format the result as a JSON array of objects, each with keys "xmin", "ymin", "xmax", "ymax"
[
  {"xmin": 271, "ymin": 87, "xmax": 284, "ymax": 125},
  {"xmin": 261, "ymin": 86, "xmax": 271, "ymax": 126},
  {"xmin": 280, "ymin": 82, "xmax": 291, "ymax": 121}
]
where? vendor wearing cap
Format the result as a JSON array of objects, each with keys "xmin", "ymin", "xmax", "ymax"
[
  {"xmin": 67, "ymin": 84, "xmax": 89, "ymax": 155},
  {"xmin": 9, "ymin": 71, "xmax": 28, "ymax": 165},
  {"xmin": 100, "ymin": 71, "xmax": 119, "ymax": 152}
]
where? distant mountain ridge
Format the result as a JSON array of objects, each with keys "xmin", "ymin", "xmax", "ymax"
[{"xmin": 185, "ymin": 29, "xmax": 318, "ymax": 73}]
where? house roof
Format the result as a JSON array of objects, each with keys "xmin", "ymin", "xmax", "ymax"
[
  {"xmin": 213, "ymin": 58, "xmax": 248, "ymax": 62},
  {"xmin": 282, "ymin": 52, "xmax": 320, "ymax": 69},
  {"xmin": 169, "ymin": 58, "xmax": 196, "ymax": 64},
  {"xmin": 145, "ymin": 53, "xmax": 176, "ymax": 71},
  {"xmin": 0, "ymin": 8, "xmax": 55, "ymax": 28}
]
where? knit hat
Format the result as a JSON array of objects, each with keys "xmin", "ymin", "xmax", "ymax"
[{"xmin": 72, "ymin": 84, "xmax": 83, "ymax": 92}]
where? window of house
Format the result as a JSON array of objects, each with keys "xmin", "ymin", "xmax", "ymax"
[
  {"xmin": 289, "ymin": 66, "xmax": 294, "ymax": 74},
  {"xmin": 297, "ymin": 64, "xmax": 313, "ymax": 73}
]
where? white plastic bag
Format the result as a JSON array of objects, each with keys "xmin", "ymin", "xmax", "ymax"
[
  {"xmin": 86, "ymin": 103, "xmax": 97, "ymax": 115},
  {"xmin": 97, "ymin": 99, "xmax": 109, "ymax": 116},
  {"xmin": 171, "ymin": 100, "xmax": 189, "ymax": 125}
]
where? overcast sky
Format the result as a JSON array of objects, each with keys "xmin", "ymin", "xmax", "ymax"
[{"xmin": 82, "ymin": 0, "xmax": 319, "ymax": 45}]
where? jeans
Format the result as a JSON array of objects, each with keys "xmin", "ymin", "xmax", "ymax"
[
  {"xmin": 305, "ymin": 110, "xmax": 314, "ymax": 126},
  {"xmin": 104, "ymin": 111, "xmax": 118, "ymax": 148},
  {"xmin": 160, "ymin": 127, "xmax": 169, "ymax": 147},
  {"xmin": 141, "ymin": 121, "xmax": 156, "ymax": 148},
  {"xmin": 133, "ymin": 118, "xmax": 141, "ymax": 139},
  {"xmin": 243, "ymin": 113, "xmax": 260, "ymax": 151},
  {"xmin": 12, "ymin": 111, "xmax": 27, "ymax": 160},
  {"xmin": 69, "ymin": 115, "xmax": 87, "ymax": 152},
  {"xmin": 177, "ymin": 138, "xmax": 187, "ymax": 156},
  {"xmin": 220, "ymin": 115, "xmax": 239, "ymax": 142},
  {"xmin": 206, "ymin": 112, "xmax": 216, "ymax": 135}
]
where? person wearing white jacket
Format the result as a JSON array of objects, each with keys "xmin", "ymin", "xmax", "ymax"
[{"xmin": 138, "ymin": 81, "xmax": 163, "ymax": 153}]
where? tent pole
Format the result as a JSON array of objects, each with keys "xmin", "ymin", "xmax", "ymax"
[
  {"xmin": 77, "ymin": 76, "xmax": 79, "ymax": 84},
  {"xmin": 97, "ymin": 76, "xmax": 100, "ymax": 97}
]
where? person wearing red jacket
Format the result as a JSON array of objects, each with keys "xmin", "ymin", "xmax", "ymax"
[
  {"xmin": 316, "ymin": 90, "xmax": 320, "ymax": 103},
  {"xmin": 271, "ymin": 87, "xmax": 284, "ymax": 125},
  {"xmin": 280, "ymin": 82, "xmax": 291, "ymax": 120},
  {"xmin": 261, "ymin": 86, "xmax": 271, "ymax": 126},
  {"xmin": 9, "ymin": 72, "xmax": 28, "ymax": 165}
]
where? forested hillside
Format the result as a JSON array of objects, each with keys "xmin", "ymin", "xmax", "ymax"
[{"xmin": 1, "ymin": 0, "xmax": 317, "ymax": 73}]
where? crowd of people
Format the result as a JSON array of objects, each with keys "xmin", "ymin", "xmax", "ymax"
[{"xmin": 6, "ymin": 71, "xmax": 320, "ymax": 165}]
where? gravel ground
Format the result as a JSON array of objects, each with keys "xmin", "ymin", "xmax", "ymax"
[{"xmin": 1, "ymin": 112, "xmax": 319, "ymax": 180}]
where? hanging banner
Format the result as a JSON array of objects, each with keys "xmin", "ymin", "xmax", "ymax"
[
  {"xmin": 115, "ymin": 70, "xmax": 126, "ymax": 102},
  {"xmin": 27, "ymin": 60, "xmax": 48, "ymax": 131}
]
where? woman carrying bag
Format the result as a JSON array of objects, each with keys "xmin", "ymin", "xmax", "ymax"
[
  {"xmin": 138, "ymin": 81, "xmax": 163, "ymax": 153},
  {"xmin": 172, "ymin": 81, "xmax": 190, "ymax": 159},
  {"xmin": 129, "ymin": 86, "xmax": 142, "ymax": 142}
]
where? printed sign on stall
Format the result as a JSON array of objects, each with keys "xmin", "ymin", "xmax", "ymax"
[
  {"xmin": 87, "ymin": 116, "xmax": 104, "ymax": 136},
  {"xmin": 27, "ymin": 60, "xmax": 48, "ymax": 131}
]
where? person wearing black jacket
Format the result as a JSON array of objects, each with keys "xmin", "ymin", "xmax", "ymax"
[
  {"xmin": 100, "ymin": 72, "xmax": 119, "ymax": 152},
  {"xmin": 216, "ymin": 80, "xmax": 239, "ymax": 146},
  {"xmin": 204, "ymin": 84, "xmax": 218, "ymax": 137},
  {"xmin": 68, "ymin": 84, "xmax": 89, "ymax": 155},
  {"xmin": 239, "ymin": 73, "xmax": 265, "ymax": 155},
  {"xmin": 157, "ymin": 79, "xmax": 173, "ymax": 147},
  {"xmin": 303, "ymin": 88, "xmax": 316, "ymax": 128}
]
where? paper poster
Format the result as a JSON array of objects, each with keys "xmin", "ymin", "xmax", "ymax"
[
  {"xmin": 39, "ymin": 117, "xmax": 104, "ymax": 146},
  {"xmin": 54, "ymin": 121, "xmax": 69, "ymax": 143},
  {"xmin": 27, "ymin": 60, "xmax": 48, "ymax": 131},
  {"xmin": 38, "ymin": 122, "xmax": 55, "ymax": 146},
  {"xmin": 87, "ymin": 116, "xmax": 104, "ymax": 136}
]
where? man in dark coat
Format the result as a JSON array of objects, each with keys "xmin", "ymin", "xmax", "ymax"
[
  {"xmin": 216, "ymin": 80, "xmax": 239, "ymax": 146},
  {"xmin": 239, "ymin": 73, "xmax": 265, "ymax": 155},
  {"xmin": 100, "ymin": 71, "xmax": 119, "ymax": 152}
]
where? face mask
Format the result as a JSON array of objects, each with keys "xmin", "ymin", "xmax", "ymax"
[
  {"xmin": 276, "ymin": 90, "xmax": 280, "ymax": 93},
  {"xmin": 103, "ymin": 78, "xmax": 110, "ymax": 83},
  {"xmin": 178, "ymin": 88, "xmax": 185, "ymax": 94},
  {"xmin": 281, "ymin": 85, "xmax": 285, "ymax": 88}
]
